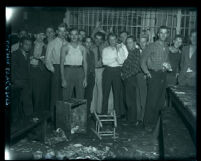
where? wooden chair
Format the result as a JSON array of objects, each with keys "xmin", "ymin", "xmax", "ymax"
[{"xmin": 91, "ymin": 110, "xmax": 117, "ymax": 140}]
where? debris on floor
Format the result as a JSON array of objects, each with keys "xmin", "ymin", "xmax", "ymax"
[
  {"xmin": 52, "ymin": 144, "xmax": 116, "ymax": 160},
  {"xmin": 10, "ymin": 119, "xmax": 160, "ymax": 160},
  {"xmin": 44, "ymin": 128, "xmax": 68, "ymax": 146}
]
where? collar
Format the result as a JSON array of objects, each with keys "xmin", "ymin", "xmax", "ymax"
[
  {"xmin": 155, "ymin": 40, "xmax": 168, "ymax": 49},
  {"xmin": 34, "ymin": 40, "xmax": 45, "ymax": 46},
  {"xmin": 56, "ymin": 37, "xmax": 66, "ymax": 43},
  {"xmin": 109, "ymin": 46, "xmax": 116, "ymax": 50}
]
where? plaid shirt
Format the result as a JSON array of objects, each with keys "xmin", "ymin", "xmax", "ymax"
[
  {"xmin": 121, "ymin": 48, "xmax": 141, "ymax": 80},
  {"xmin": 141, "ymin": 40, "xmax": 169, "ymax": 73}
]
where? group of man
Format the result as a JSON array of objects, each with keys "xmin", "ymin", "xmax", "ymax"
[{"xmin": 11, "ymin": 22, "xmax": 196, "ymax": 133}]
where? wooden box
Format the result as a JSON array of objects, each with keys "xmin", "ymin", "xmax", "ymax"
[{"xmin": 56, "ymin": 98, "xmax": 87, "ymax": 137}]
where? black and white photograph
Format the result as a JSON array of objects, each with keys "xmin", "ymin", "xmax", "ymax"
[{"xmin": 5, "ymin": 6, "xmax": 197, "ymax": 160}]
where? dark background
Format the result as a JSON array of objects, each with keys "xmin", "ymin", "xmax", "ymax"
[{"xmin": 9, "ymin": 7, "xmax": 66, "ymax": 33}]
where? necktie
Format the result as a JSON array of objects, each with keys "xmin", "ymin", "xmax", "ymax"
[
  {"xmin": 23, "ymin": 52, "xmax": 28, "ymax": 60},
  {"xmin": 97, "ymin": 46, "xmax": 101, "ymax": 61}
]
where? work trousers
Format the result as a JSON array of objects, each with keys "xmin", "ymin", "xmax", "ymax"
[
  {"xmin": 11, "ymin": 80, "xmax": 33, "ymax": 121},
  {"xmin": 63, "ymin": 66, "xmax": 85, "ymax": 100},
  {"xmin": 90, "ymin": 68, "xmax": 104, "ymax": 114},
  {"xmin": 124, "ymin": 75, "xmax": 138, "ymax": 124},
  {"xmin": 102, "ymin": 66, "xmax": 122, "ymax": 115},
  {"xmin": 143, "ymin": 70, "xmax": 167, "ymax": 129},
  {"xmin": 30, "ymin": 66, "xmax": 51, "ymax": 114},
  {"xmin": 166, "ymin": 72, "xmax": 178, "ymax": 86},
  {"xmin": 136, "ymin": 73, "xmax": 147, "ymax": 121},
  {"xmin": 85, "ymin": 72, "xmax": 95, "ymax": 117},
  {"xmin": 50, "ymin": 64, "xmax": 63, "ymax": 119}
]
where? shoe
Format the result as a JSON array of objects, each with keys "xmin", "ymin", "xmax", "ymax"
[
  {"xmin": 135, "ymin": 121, "xmax": 140, "ymax": 126},
  {"xmin": 128, "ymin": 121, "xmax": 136, "ymax": 126},
  {"xmin": 135, "ymin": 120, "xmax": 144, "ymax": 128},
  {"xmin": 120, "ymin": 115, "xmax": 126, "ymax": 120}
]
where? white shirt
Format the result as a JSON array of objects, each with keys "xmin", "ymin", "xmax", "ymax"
[
  {"xmin": 119, "ymin": 43, "xmax": 128, "ymax": 59},
  {"xmin": 189, "ymin": 46, "xmax": 195, "ymax": 59},
  {"xmin": 45, "ymin": 37, "xmax": 67, "ymax": 71},
  {"xmin": 102, "ymin": 46, "xmax": 127, "ymax": 67},
  {"xmin": 187, "ymin": 46, "xmax": 196, "ymax": 72}
]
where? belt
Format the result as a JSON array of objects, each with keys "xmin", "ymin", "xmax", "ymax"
[
  {"xmin": 64, "ymin": 65, "xmax": 82, "ymax": 68},
  {"xmin": 150, "ymin": 69, "xmax": 165, "ymax": 73},
  {"xmin": 95, "ymin": 66, "xmax": 104, "ymax": 69},
  {"xmin": 31, "ymin": 64, "xmax": 40, "ymax": 68},
  {"xmin": 104, "ymin": 65, "xmax": 121, "ymax": 68}
]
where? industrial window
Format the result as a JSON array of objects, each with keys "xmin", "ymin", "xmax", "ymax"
[{"xmin": 63, "ymin": 7, "xmax": 196, "ymax": 44}]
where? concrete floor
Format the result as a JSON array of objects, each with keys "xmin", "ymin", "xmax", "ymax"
[
  {"xmin": 9, "ymin": 106, "xmax": 196, "ymax": 160},
  {"xmin": 9, "ymin": 117, "xmax": 160, "ymax": 160}
]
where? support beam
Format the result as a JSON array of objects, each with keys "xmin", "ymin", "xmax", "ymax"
[{"xmin": 176, "ymin": 9, "xmax": 182, "ymax": 34}]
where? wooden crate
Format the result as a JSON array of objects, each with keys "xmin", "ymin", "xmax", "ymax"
[{"xmin": 56, "ymin": 98, "xmax": 87, "ymax": 137}]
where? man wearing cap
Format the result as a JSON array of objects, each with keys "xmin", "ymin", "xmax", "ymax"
[
  {"xmin": 11, "ymin": 29, "xmax": 28, "ymax": 53},
  {"xmin": 11, "ymin": 36, "xmax": 33, "ymax": 123}
]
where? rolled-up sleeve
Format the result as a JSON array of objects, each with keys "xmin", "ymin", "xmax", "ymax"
[{"xmin": 117, "ymin": 47, "xmax": 127, "ymax": 65}]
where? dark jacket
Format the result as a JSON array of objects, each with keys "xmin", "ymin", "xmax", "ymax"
[
  {"xmin": 11, "ymin": 49, "xmax": 31, "ymax": 87},
  {"xmin": 178, "ymin": 45, "xmax": 196, "ymax": 86},
  {"xmin": 121, "ymin": 48, "xmax": 141, "ymax": 80}
]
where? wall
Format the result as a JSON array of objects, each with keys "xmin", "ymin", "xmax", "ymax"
[{"xmin": 10, "ymin": 7, "xmax": 66, "ymax": 33}]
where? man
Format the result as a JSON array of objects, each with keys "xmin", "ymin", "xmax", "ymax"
[
  {"xmin": 11, "ymin": 29, "xmax": 28, "ymax": 53},
  {"xmin": 79, "ymin": 30, "xmax": 86, "ymax": 44},
  {"xmin": 141, "ymin": 26, "xmax": 172, "ymax": 132},
  {"xmin": 102, "ymin": 33, "xmax": 127, "ymax": 116},
  {"xmin": 167, "ymin": 35, "xmax": 183, "ymax": 86},
  {"xmin": 30, "ymin": 32, "xmax": 47, "ymax": 114},
  {"xmin": 118, "ymin": 31, "xmax": 129, "ymax": 118},
  {"xmin": 45, "ymin": 26, "xmax": 56, "ymax": 44},
  {"xmin": 45, "ymin": 23, "xmax": 67, "ymax": 120},
  {"xmin": 60, "ymin": 28, "xmax": 87, "ymax": 100},
  {"xmin": 135, "ymin": 34, "xmax": 149, "ymax": 126},
  {"xmin": 121, "ymin": 36, "xmax": 141, "ymax": 125},
  {"xmin": 178, "ymin": 30, "xmax": 196, "ymax": 87},
  {"xmin": 119, "ymin": 31, "xmax": 128, "ymax": 44},
  {"xmin": 83, "ymin": 37, "xmax": 95, "ymax": 119},
  {"xmin": 11, "ymin": 36, "xmax": 33, "ymax": 123},
  {"xmin": 90, "ymin": 32, "xmax": 108, "ymax": 114}
]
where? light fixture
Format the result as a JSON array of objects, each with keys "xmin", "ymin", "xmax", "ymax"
[
  {"xmin": 6, "ymin": 7, "xmax": 14, "ymax": 22},
  {"xmin": 5, "ymin": 148, "xmax": 10, "ymax": 160}
]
